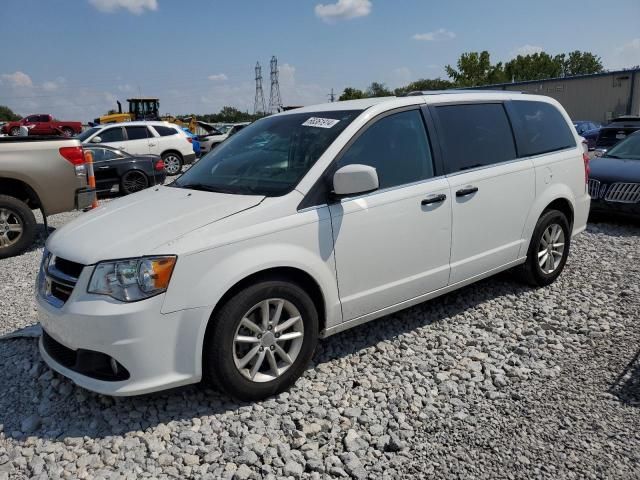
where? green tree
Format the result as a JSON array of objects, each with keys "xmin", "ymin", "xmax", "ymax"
[
  {"xmin": 339, "ymin": 87, "xmax": 366, "ymax": 101},
  {"xmin": 560, "ymin": 50, "xmax": 604, "ymax": 76},
  {"xmin": 504, "ymin": 52, "xmax": 564, "ymax": 82},
  {"xmin": 445, "ymin": 51, "xmax": 506, "ymax": 87},
  {"xmin": 394, "ymin": 78, "xmax": 453, "ymax": 96},
  {"xmin": 0, "ymin": 105, "xmax": 21, "ymax": 121},
  {"xmin": 365, "ymin": 82, "xmax": 392, "ymax": 98}
]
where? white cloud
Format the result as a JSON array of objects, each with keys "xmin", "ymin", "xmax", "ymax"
[
  {"xmin": 390, "ymin": 67, "xmax": 412, "ymax": 86},
  {"xmin": 207, "ymin": 73, "xmax": 228, "ymax": 82},
  {"xmin": 512, "ymin": 44, "xmax": 544, "ymax": 57},
  {"xmin": 88, "ymin": 0, "xmax": 158, "ymax": 15},
  {"xmin": 412, "ymin": 28, "xmax": 456, "ymax": 42},
  {"xmin": 117, "ymin": 84, "xmax": 134, "ymax": 92},
  {"xmin": 0, "ymin": 71, "xmax": 33, "ymax": 87},
  {"xmin": 315, "ymin": 0, "xmax": 371, "ymax": 23},
  {"xmin": 609, "ymin": 38, "xmax": 640, "ymax": 69}
]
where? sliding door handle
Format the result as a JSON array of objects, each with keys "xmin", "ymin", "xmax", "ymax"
[
  {"xmin": 421, "ymin": 194, "xmax": 447, "ymax": 206},
  {"xmin": 456, "ymin": 186, "xmax": 479, "ymax": 197}
]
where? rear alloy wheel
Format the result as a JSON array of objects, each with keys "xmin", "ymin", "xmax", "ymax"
[
  {"xmin": 0, "ymin": 195, "xmax": 37, "ymax": 259},
  {"xmin": 162, "ymin": 153, "xmax": 182, "ymax": 176},
  {"xmin": 204, "ymin": 279, "xmax": 318, "ymax": 401},
  {"xmin": 519, "ymin": 209, "xmax": 570, "ymax": 287},
  {"xmin": 61, "ymin": 127, "xmax": 74, "ymax": 137},
  {"xmin": 120, "ymin": 170, "xmax": 149, "ymax": 195}
]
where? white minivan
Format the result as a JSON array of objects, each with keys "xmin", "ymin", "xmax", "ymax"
[
  {"xmin": 38, "ymin": 92, "xmax": 590, "ymax": 400},
  {"xmin": 77, "ymin": 121, "xmax": 196, "ymax": 175}
]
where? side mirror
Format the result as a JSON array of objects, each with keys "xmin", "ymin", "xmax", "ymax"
[
  {"xmin": 594, "ymin": 148, "xmax": 606, "ymax": 157},
  {"xmin": 332, "ymin": 164, "xmax": 379, "ymax": 196},
  {"xmin": 91, "ymin": 136, "xmax": 102, "ymax": 144}
]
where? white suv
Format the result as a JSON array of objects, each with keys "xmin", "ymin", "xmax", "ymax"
[
  {"xmin": 77, "ymin": 121, "xmax": 196, "ymax": 175},
  {"xmin": 37, "ymin": 92, "xmax": 590, "ymax": 400},
  {"xmin": 199, "ymin": 122, "xmax": 250, "ymax": 154}
]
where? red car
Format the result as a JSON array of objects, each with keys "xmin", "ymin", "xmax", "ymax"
[{"xmin": 1, "ymin": 114, "xmax": 83, "ymax": 137}]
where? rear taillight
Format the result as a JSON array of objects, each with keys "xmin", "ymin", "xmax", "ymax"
[
  {"xmin": 154, "ymin": 159, "xmax": 165, "ymax": 171},
  {"xmin": 186, "ymin": 137, "xmax": 193, "ymax": 144},
  {"xmin": 583, "ymin": 152, "xmax": 590, "ymax": 185},
  {"xmin": 59, "ymin": 146, "xmax": 85, "ymax": 165}
]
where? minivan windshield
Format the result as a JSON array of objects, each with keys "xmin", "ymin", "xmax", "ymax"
[
  {"xmin": 605, "ymin": 134, "xmax": 640, "ymax": 160},
  {"xmin": 76, "ymin": 127, "xmax": 100, "ymax": 142},
  {"xmin": 173, "ymin": 110, "xmax": 361, "ymax": 196}
]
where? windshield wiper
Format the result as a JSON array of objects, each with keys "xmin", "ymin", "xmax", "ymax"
[{"xmin": 176, "ymin": 183, "xmax": 222, "ymax": 192}]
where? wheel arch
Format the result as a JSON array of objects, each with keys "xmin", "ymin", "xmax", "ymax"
[
  {"xmin": 519, "ymin": 184, "xmax": 576, "ymax": 258},
  {"xmin": 202, "ymin": 266, "xmax": 327, "ymax": 342},
  {"xmin": 0, "ymin": 177, "xmax": 42, "ymax": 210},
  {"xmin": 161, "ymin": 149, "xmax": 183, "ymax": 160}
]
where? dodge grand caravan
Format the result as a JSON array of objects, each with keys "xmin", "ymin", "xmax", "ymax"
[{"xmin": 37, "ymin": 92, "xmax": 590, "ymax": 400}]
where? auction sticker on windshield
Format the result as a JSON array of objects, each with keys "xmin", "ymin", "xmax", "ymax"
[{"xmin": 302, "ymin": 117, "xmax": 340, "ymax": 128}]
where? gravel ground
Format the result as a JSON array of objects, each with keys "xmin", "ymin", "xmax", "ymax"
[{"xmin": 1, "ymin": 209, "xmax": 639, "ymax": 479}]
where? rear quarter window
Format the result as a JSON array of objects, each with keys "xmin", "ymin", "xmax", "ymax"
[
  {"xmin": 153, "ymin": 126, "xmax": 179, "ymax": 136},
  {"xmin": 433, "ymin": 103, "xmax": 517, "ymax": 174},
  {"xmin": 509, "ymin": 100, "xmax": 576, "ymax": 156}
]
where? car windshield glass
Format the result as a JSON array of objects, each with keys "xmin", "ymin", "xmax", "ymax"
[
  {"xmin": 76, "ymin": 127, "xmax": 100, "ymax": 141},
  {"xmin": 605, "ymin": 134, "xmax": 640, "ymax": 160},
  {"xmin": 173, "ymin": 110, "xmax": 361, "ymax": 196}
]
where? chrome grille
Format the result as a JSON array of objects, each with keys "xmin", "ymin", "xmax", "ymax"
[
  {"xmin": 588, "ymin": 179, "xmax": 601, "ymax": 198},
  {"xmin": 604, "ymin": 182, "xmax": 640, "ymax": 203},
  {"xmin": 38, "ymin": 251, "xmax": 84, "ymax": 308}
]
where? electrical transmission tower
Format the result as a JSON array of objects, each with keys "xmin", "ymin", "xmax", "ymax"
[
  {"xmin": 254, "ymin": 62, "xmax": 266, "ymax": 115},
  {"xmin": 328, "ymin": 88, "xmax": 336, "ymax": 102},
  {"xmin": 268, "ymin": 56, "xmax": 282, "ymax": 113}
]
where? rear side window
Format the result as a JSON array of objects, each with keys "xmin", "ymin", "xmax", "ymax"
[
  {"xmin": 99, "ymin": 127, "xmax": 125, "ymax": 143},
  {"xmin": 153, "ymin": 126, "xmax": 178, "ymax": 136},
  {"xmin": 336, "ymin": 109, "xmax": 434, "ymax": 189},
  {"xmin": 125, "ymin": 126, "xmax": 152, "ymax": 140},
  {"xmin": 434, "ymin": 103, "xmax": 517, "ymax": 174},
  {"xmin": 509, "ymin": 101, "xmax": 576, "ymax": 156}
]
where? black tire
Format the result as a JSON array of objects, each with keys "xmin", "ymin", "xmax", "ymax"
[
  {"xmin": 9, "ymin": 127, "xmax": 21, "ymax": 136},
  {"xmin": 519, "ymin": 209, "xmax": 571, "ymax": 287},
  {"xmin": 0, "ymin": 195, "xmax": 37, "ymax": 259},
  {"xmin": 161, "ymin": 152, "xmax": 183, "ymax": 176},
  {"xmin": 120, "ymin": 170, "xmax": 149, "ymax": 195},
  {"xmin": 61, "ymin": 127, "xmax": 74, "ymax": 137},
  {"xmin": 203, "ymin": 279, "xmax": 319, "ymax": 401}
]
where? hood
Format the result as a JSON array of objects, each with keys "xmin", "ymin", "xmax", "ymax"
[
  {"xmin": 590, "ymin": 157, "xmax": 640, "ymax": 184},
  {"xmin": 47, "ymin": 186, "xmax": 264, "ymax": 265},
  {"xmin": 197, "ymin": 121, "xmax": 222, "ymax": 134}
]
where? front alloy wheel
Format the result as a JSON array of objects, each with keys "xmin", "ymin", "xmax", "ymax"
[
  {"xmin": 233, "ymin": 299, "xmax": 304, "ymax": 382},
  {"xmin": 203, "ymin": 279, "xmax": 318, "ymax": 401}
]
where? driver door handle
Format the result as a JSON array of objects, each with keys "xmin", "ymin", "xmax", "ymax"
[
  {"xmin": 421, "ymin": 194, "xmax": 447, "ymax": 205},
  {"xmin": 456, "ymin": 186, "xmax": 479, "ymax": 197}
]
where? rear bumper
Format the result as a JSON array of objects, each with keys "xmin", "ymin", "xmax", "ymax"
[{"xmin": 183, "ymin": 153, "xmax": 196, "ymax": 165}]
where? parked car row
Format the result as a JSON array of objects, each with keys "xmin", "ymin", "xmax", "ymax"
[
  {"xmin": 573, "ymin": 116, "xmax": 640, "ymax": 152},
  {"xmin": 77, "ymin": 121, "xmax": 196, "ymax": 176},
  {"xmin": 198, "ymin": 122, "xmax": 250, "ymax": 154}
]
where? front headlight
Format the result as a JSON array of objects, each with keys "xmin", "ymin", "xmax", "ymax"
[{"xmin": 88, "ymin": 256, "xmax": 177, "ymax": 302}]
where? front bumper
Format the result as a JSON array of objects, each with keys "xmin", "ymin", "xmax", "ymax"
[
  {"xmin": 590, "ymin": 199, "xmax": 640, "ymax": 218},
  {"xmin": 36, "ymin": 264, "xmax": 211, "ymax": 396}
]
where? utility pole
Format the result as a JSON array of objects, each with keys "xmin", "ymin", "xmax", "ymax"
[
  {"xmin": 254, "ymin": 62, "xmax": 266, "ymax": 115},
  {"xmin": 268, "ymin": 56, "xmax": 283, "ymax": 113},
  {"xmin": 328, "ymin": 88, "xmax": 336, "ymax": 102}
]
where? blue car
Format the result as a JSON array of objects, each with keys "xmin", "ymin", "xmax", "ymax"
[
  {"xmin": 182, "ymin": 127, "xmax": 201, "ymax": 157},
  {"xmin": 573, "ymin": 121, "xmax": 601, "ymax": 150}
]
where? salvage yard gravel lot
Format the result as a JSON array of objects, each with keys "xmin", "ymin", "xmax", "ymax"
[{"xmin": 1, "ymin": 209, "xmax": 639, "ymax": 479}]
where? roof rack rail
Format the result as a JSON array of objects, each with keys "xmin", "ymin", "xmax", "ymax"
[{"xmin": 400, "ymin": 89, "xmax": 523, "ymax": 97}]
